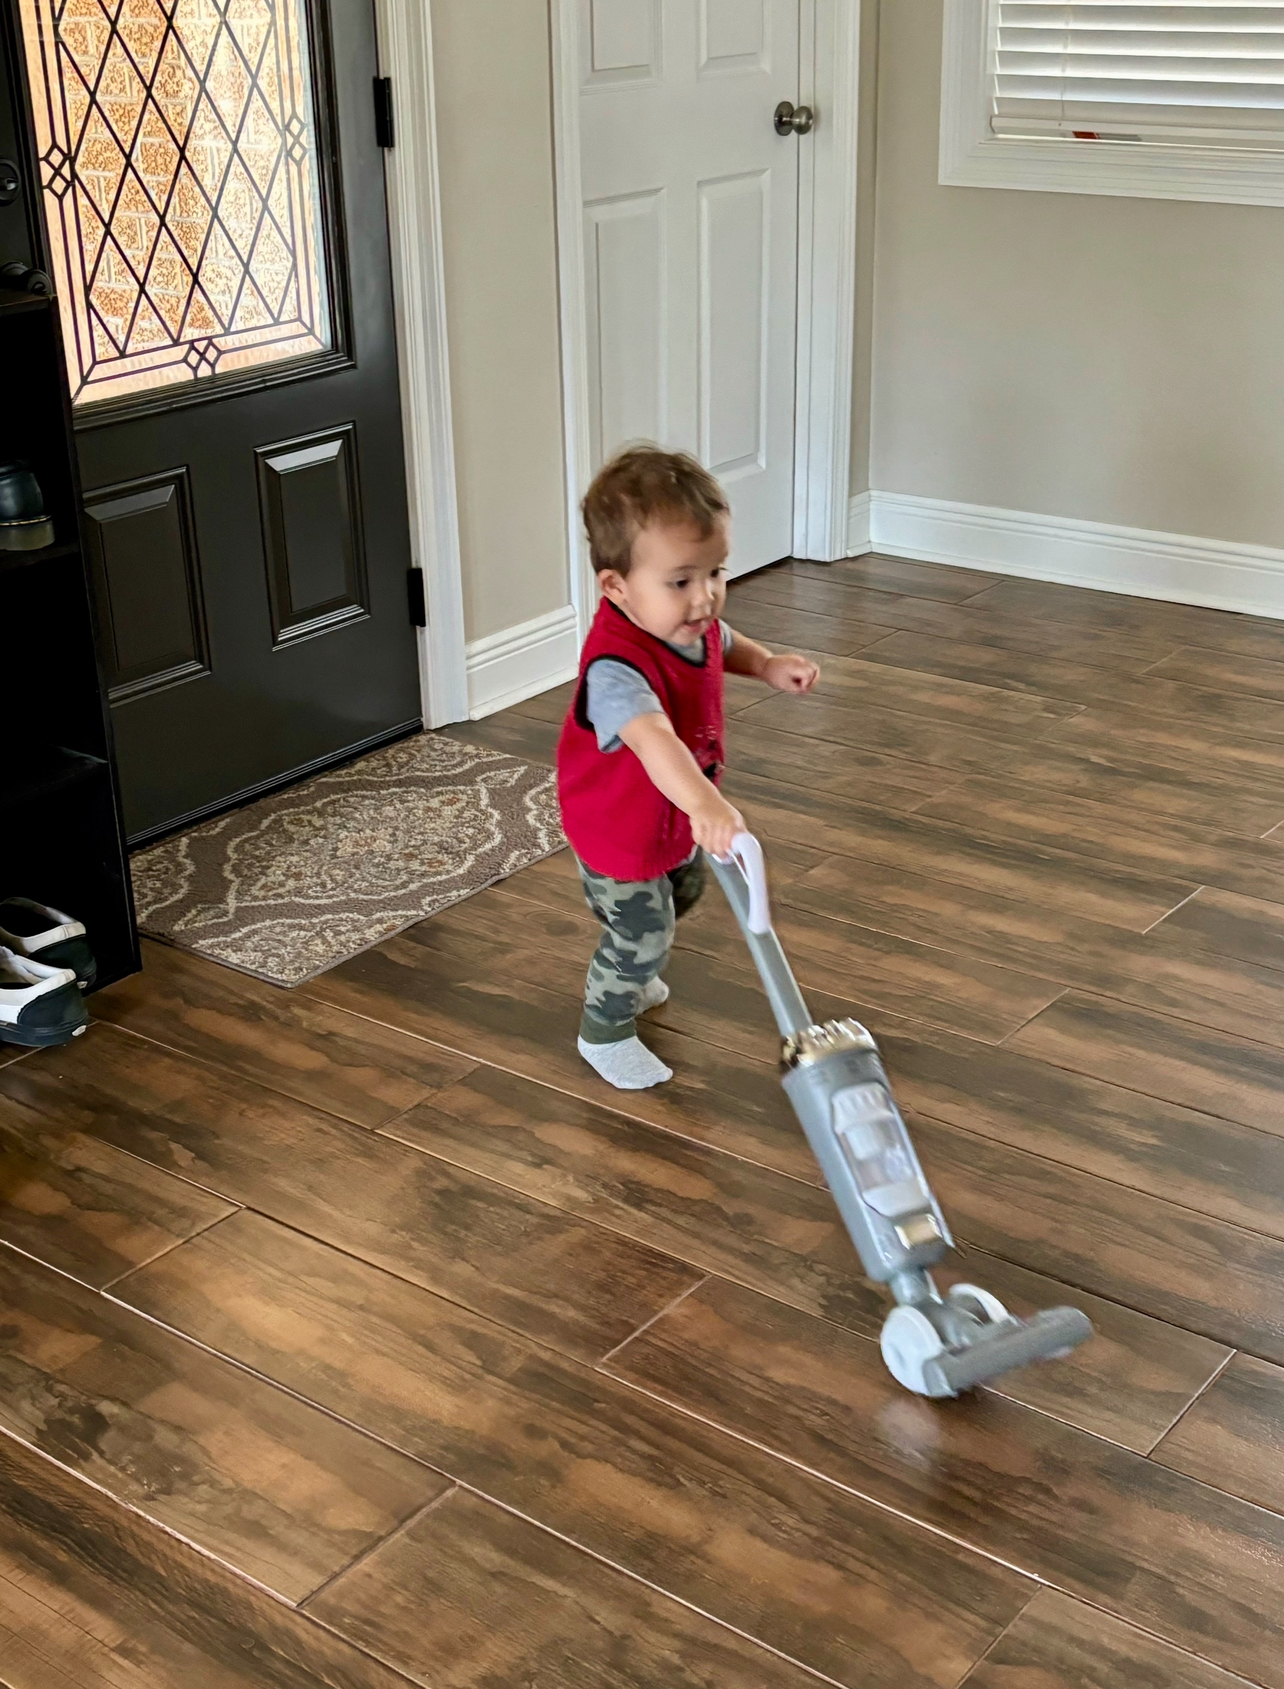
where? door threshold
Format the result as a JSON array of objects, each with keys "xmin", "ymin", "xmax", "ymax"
[{"xmin": 127, "ymin": 718, "xmax": 423, "ymax": 850}]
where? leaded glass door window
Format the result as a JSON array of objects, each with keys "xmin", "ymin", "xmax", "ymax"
[
  {"xmin": 19, "ymin": 0, "xmax": 334, "ymax": 408},
  {"xmin": 11, "ymin": 0, "xmax": 422, "ymax": 845}
]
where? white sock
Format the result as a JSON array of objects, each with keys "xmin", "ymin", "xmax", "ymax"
[
  {"xmin": 578, "ymin": 1035, "xmax": 673, "ymax": 1090},
  {"xmin": 638, "ymin": 977, "xmax": 669, "ymax": 1013}
]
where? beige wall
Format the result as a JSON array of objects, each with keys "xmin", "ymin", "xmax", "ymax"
[
  {"xmin": 870, "ymin": 0, "xmax": 1284, "ymax": 548},
  {"xmin": 431, "ymin": 0, "xmax": 569, "ymax": 643},
  {"xmin": 428, "ymin": 0, "xmax": 1284, "ymax": 644}
]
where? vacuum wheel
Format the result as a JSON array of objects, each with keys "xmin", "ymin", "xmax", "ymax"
[
  {"xmin": 946, "ymin": 1283, "xmax": 1010, "ymax": 1326},
  {"xmin": 880, "ymin": 1305, "xmax": 949, "ymax": 1397}
]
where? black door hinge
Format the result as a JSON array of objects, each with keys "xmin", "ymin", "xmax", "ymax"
[
  {"xmin": 407, "ymin": 567, "xmax": 426, "ymax": 627},
  {"xmin": 373, "ymin": 77, "xmax": 395, "ymax": 148}
]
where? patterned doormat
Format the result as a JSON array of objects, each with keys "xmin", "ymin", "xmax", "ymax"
[{"xmin": 131, "ymin": 734, "xmax": 565, "ymax": 987}]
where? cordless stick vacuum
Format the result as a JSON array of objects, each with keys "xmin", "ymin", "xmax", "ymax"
[{"xmin": 711, "ymin": 834, "xmax": 1093, "ymax": 1397}]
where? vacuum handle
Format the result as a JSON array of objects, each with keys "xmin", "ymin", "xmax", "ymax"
[
  {"xmin": 717, "ymin": 832, "xmax": 772, "ymax": 934},
  {"xmin": 711, "ymin": 831, "xmax": 814, "ymax": 1038}
]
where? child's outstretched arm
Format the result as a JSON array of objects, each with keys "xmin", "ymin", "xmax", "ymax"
[
  {"xmin": 724, "ymin": 629, "xmax": 820, "ymax": 693},
  {"xmin": 618, "ymin": 712, "xmax": 745, "ymax": 858}
]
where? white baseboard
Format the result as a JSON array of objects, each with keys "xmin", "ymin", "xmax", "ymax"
[
  {"xmin": 466, "ymin": 604, "xmax": 579, "ymax": 719},
  {"xmin": 850, "ymin": 491, "xmax": 1284, "ymax": 620},
  {"xmin": 845, "ymin": 489, "xmax": 873, "ymax": 556}
]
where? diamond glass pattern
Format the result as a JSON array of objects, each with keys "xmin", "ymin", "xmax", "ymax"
[{"xmin": 19, "ymin": 0, "xmax": 331, "ymax": 406}]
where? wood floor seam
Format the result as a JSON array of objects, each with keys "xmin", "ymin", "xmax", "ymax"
[
  {"xmin": 903, "ymin": 779, "xmax": 969, "ymax": 813},
  {"xmin": 1006, "ymin": 989, "xmax": 1284, "ymax": 1127},
  {"xmin": 1141, "ymin": 885, "xmax": 1207, "ymax": 935},
  {"xmin": 955, "ymin": 1604, "xmax": 1027, "ymax": 1688},
  {"xmin": 853, "ymin": 633, "xmax": 1284, "ymax": 756},
  {"xmin": 737, "ymin": 583, "xmax": 1190, "ymax": 680},
  {"xmin": 1141, "ymin": 1349, "xmax": 1239, "ymax": 1459},
  {"xmin": 299, "ymin": 1482, "xmax": 461, "ymax": 1612},
  {"xmin": 373, "ymin": 1119, "xmax": 828, "ymax": 1286},
  {"xmin": 99, "ymin": 1203, "xmax": 244, "ymax": 1292},
  {"xmin": 993, "ymin": 987, "xmax": 1072, "ymax": 1047},
  {"xmin": 597, "ymin": 1274, "xmax": 713, "ymax": 1367}
]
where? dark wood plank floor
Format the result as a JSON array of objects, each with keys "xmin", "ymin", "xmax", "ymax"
[{"xmin": 4, "ymin": 555, "xmax": 1284, "ymax": 1688}]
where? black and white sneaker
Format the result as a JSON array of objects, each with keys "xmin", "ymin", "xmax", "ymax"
[
  {"xmin": 0, "ymin": 898, "xmax": 96, "ymax": 988},
  {"xmin": 0, "ymin": 947, "xmax": 88, "ymax": 1047},
  {"xmin": 0, "ymin": 460, "xmax": 55, "ymax": 551}
]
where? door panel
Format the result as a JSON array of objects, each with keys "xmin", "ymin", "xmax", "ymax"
[
  {"xmin": 84, "ymin": 468, "xmax": 210, "ymax": 702},
  {"xmin": 700, "ymin": 0, "xmax": 768, "ymax": 74},
  {"xmin": 19, "ymin": 0, "xmax": 421, "ymax": 840},
  {"xmin": 255, "ymin": 424, "xmax": 368, "ymax": 647},
  {"xmin": 582, "ymin": 0, "xmax": 662, "ymax": 86},
  {"xmin": 579, "ymin": 0, "xmax": 799, "ymax": 576},
  {"xmin": 584, "ymin": 190, "xmax": 666, "ymax": 458},
  {"xmin": 698, "ymin": 170, "xmax": 768, "ymax": 478}
]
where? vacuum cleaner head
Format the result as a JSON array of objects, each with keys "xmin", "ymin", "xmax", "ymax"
[{"xmin": 881, "ymin": 1284, "xmax": 1094, "ymax": 1399}]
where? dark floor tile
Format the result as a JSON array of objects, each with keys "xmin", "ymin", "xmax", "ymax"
[
  {"xmin": 605, "ymin": 1277, "xmax": 1284, "ymax": 1689},
  {"xmin": 94, "ymin": 938, "xmax": 475, "ymax": 1129},
  {"xmin": 1, "ymin": 1025, "xmax": 697, "ymax": 1364},
  {"xmin": 0, "ymin": 1429, "xmax": 421, "ymax": 1687},
  {"xmin": 0, "ymin": 1246, "xmax": 443, "ymax": 1600},
  {"xmin": 307, "ymin": 1486, "xmax": 840, "ymax": 1689}
]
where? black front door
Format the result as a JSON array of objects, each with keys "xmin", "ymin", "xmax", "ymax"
[{"xmin": 18, "ymin": 0, "xmax": 420, "ymax": 840}]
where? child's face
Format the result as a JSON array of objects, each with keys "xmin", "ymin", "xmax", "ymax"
[{"xmin": 600, "ymin": 517, "xmax": 730, "ymax": 646}]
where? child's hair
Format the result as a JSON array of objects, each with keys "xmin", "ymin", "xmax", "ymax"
[{"xmin": 582, "ymin": 445, "xmax": 728, "ymax": 576}]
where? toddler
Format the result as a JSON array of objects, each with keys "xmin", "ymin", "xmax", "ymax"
[{"xmin": 557, "ymin": 446, "xmax": 819, "ymax": 1090}]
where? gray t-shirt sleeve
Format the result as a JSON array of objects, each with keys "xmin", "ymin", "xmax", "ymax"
[
  {"xmin": 583, "ymin": 658, "xmax": 665, "ymax": 752},
  {"xmin": 584, "ymin": 621, "xmax": 734, "ymax": 751}
]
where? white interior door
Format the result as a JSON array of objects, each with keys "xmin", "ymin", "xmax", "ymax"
[{"xmin": 578, "ymin": 0, "xmax": 802, "ymax": 577}]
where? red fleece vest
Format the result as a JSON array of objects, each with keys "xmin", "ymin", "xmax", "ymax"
[{"xmin": 557, "ymin": 598, "xmax": 725, "ymax": 880}]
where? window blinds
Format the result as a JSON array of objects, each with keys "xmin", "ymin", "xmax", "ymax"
[{"xmin": 991, "ymin": 3, "xmax": 1284, "ymax": 149}]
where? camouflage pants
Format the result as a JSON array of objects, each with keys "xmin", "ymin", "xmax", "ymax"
[{"xmin": 576, "ymin": 852, "xmax": 706, "ymax": 1044}]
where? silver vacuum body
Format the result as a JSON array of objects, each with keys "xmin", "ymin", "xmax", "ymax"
[
  {"xmin": 710, "ymin": 837, "xmax": 1093, "ymax": 1398},
  {"xmin": 783, "ymin": 1019, "xmax": 1092, "ymax": 1397}
]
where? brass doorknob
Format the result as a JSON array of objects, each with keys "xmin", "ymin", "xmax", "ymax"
[{"xmin": 774, "ymin": 100, "xmax": 815, "ymax": 136}]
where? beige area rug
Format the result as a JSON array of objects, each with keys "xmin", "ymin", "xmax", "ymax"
[{"xmin": 131, "ymin": 734, "xmax": 565, "ymax": 987}]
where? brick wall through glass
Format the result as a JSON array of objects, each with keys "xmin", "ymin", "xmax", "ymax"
[{"xmin": 19, "ymin": 0, "xmax": 331, "ymax": 406}]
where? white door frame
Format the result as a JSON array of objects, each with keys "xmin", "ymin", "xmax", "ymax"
[
  {"xmin": 374, "ymin": 0, "xmax": 469, "ymax": 727},
  {"xmin": 550, "ymin": 0, "xmax": 862, "ymax": 641},
  {"xmin": 375, "ymin": 0, "xmax": 860, "ymax": 722}
]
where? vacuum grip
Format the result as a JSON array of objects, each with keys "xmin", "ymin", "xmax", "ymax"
[{"xmin": 715, "ymin": 832, "xmax": 771, "ymax": 934}]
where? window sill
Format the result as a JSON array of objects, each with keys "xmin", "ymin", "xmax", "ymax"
[{"xmin": 941, "ymin": 133, "xmax": 1284, "ymax": 210}]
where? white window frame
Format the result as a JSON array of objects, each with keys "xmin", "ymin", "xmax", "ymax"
[{"xmin": 940, "ymin": 0, "xmax": 1284, "ymax": 209}]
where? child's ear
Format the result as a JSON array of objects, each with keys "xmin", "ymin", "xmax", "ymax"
[{"xmin": 598, "ymin": 569, "xmax": 628, "ymax": 605}]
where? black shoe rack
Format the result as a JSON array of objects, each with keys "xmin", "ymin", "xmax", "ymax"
[{"xmin": 0, "ymin": 9, "xmax": 138, "ymax": 990}]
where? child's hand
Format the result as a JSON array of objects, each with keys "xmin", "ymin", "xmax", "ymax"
[
  {"xmin": 690, "ymin": 790, "xmax": 746, "ymax": 860},
  {"xmin": 763, "ymin": 652, "xmax": 820, "ymax": 693}
]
